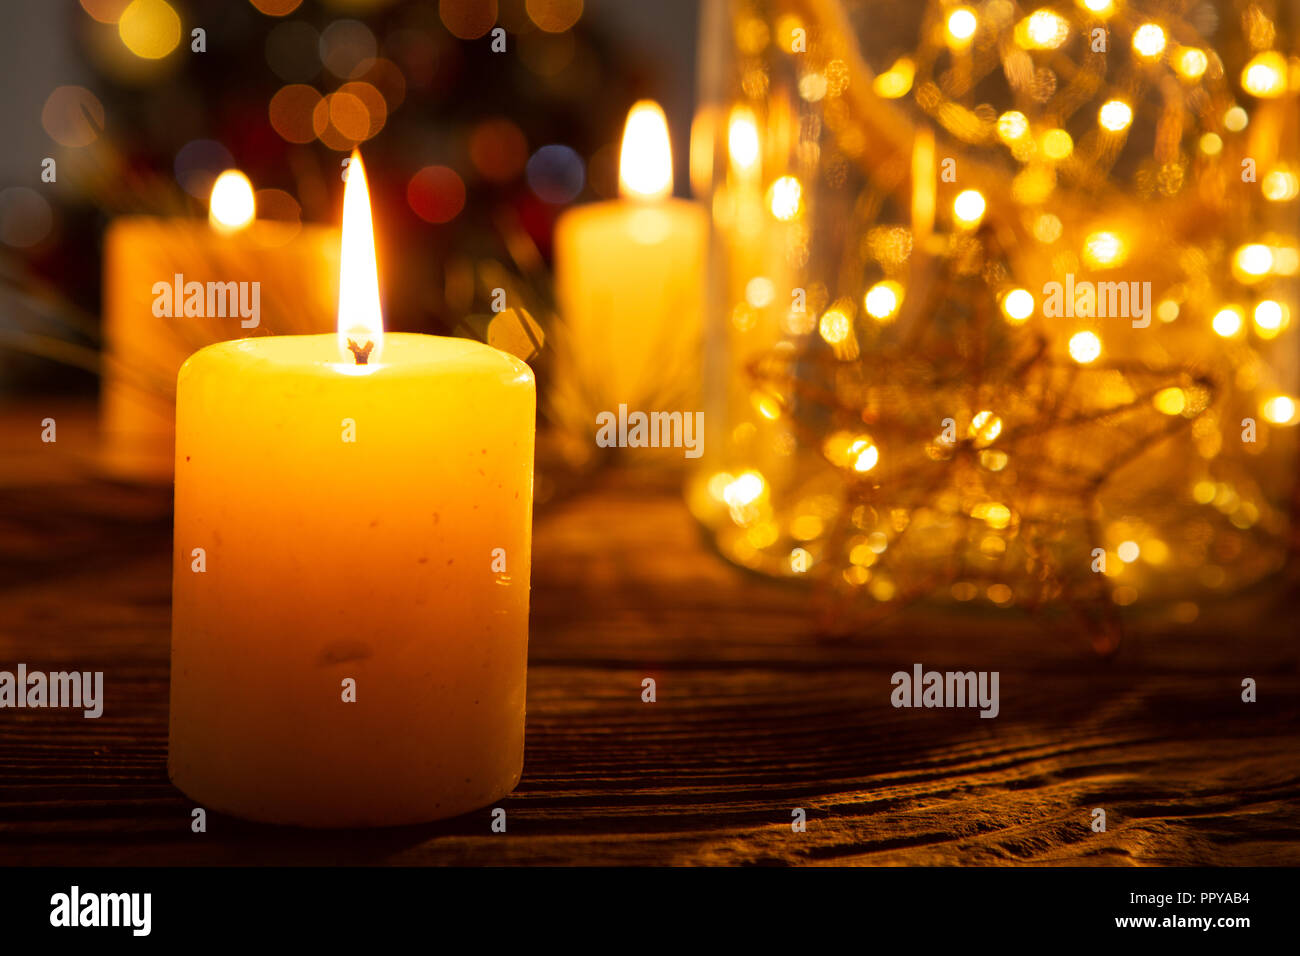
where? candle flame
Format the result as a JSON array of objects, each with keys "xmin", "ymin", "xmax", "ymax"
[
  {"xmin": 338, "ymin": 150, "xmax": 383, "ymax": 364},
  {"xmin": 619, "ymin": 100, "xmax": 673, "ymax": 201},
  {"xmin": 209, "ymin": 170, "xmax": 255, "ymax": 234}
]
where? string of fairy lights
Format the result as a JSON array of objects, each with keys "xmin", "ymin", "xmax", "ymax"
[{"xmin": 693, "ymin": 0, "xmax": 1300, "ymax": 647}]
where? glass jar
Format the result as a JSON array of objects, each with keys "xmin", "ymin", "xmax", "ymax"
[{"xmin": 689, "ymin": 0, "xmax": 1299, "ymax": 647}]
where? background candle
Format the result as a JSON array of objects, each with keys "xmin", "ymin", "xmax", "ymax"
[
  {"xmin": 100, "ymin": 170, "xmax": 338, "ymax": 481},
  {"xmin": 552, "ymin": 101, "xmax": 707, "ymax": 440},
  {"xmin": 169, "ymin": 157, "xmax": 535, "ymax": 827}
]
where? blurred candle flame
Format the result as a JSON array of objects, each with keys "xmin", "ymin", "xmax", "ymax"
[
  {"xmin": 209, "ymin": 170, "xmax": 255, "ymax": 234},
  {"xmin": 619, "ymin": 100, "xmax": 673, "ymax": 201},
  {"xmin": 338, "ymin": 150, "xmax": 384, "ymax": 364}
]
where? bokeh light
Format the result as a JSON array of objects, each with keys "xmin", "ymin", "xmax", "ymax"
[
  {"xmin": 1098, "ymin": 99, "xmax": 1132, "ymax": 132},
  {"xmin": 41, "ymin": 86, "xmax": 106, "ymax": 148},
  {"xmin": 337, "ymin": 81, "xmax": 387, "ymax": 138},
  {"xmin": 1002, "ymin": 288, "xmax": 1034, "ymax": 322},
  {"xmin": 118, "ymin": 0, "xmax": 181, "ymax": 59},
  {"xmin": 526, "ymin": 0, "xmax": 582, "ymax": 33},
  {"xmin": 1068, "ymin": 330, "xmax": 1101, "ymax": 364},
  {"xmin": 470, "ymin": 118, "xmax": 528, "ymax": 182},
  {"xmin": 1131, "ymin": 23, "xmax": 1166, "ymax": 59},
  {"xmin": 250, "ymin": 0, "xmax": 304, "ymax": 15},
  {"xmin": 407, "ymin": 166, "xmax": 466, "ymax": 224},
  {"xmin": 864, "ymin": 280, "xmax": 903, "ymax": 321},
  {"xmin": 440, "ymin": 0, "xmax": 498, "ymax": 40},
  {"xmin": 952, "ymin": 189, "xmax": 985, "ymax": 226},
  {"xmin": 526, "ymin": 144, "xmax": 585, "ymax": 203},
  {"xmin": 80, "ymin": 0, "xmax": 131, "ymax": 23},
  {"xmin": 269, "ymin": 84, "xmax": 323, "ymax": 143},
  {"xmin": 0, "ymin": 188, "xmax": 54, "ymax": 249},
  {"xmin": 946, "ymin": 8, "xmax": 977, "ymax": 46},
  {"xmin": 319, "ymin": 19, "xmax": 376, "ymax": 78}
]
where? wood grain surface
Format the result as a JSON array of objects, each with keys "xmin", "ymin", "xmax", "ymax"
[{"xmin": 1, "ymin": 405, "xmax": 1298, "ymax": 866}]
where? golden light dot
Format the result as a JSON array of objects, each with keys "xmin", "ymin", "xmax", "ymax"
[
  {"xmin": 1083, "ymin": 230, "xmax": 1126, "ymax": 267},
  {"xmin": 208, "ymin": 170, "xmax": 255, "ymax": 233},
  {"xmin": 1157, "ymin": 299, "xmax": 1180, "ymax": 322},
  {"xmin": 1152, "ymin": 387, "xmax": 1186, "ymax": 416},
  {"xmin": 1079, "ymin": 0, "xmax": 1113, "ymax": 13},
  {"xmin": 823, "ymin": 431, "xmax": 878, "ymax": 471},
  {"xmin": 818, "ymin": 306, "xmax": 852, "ymax": 345},
  {"xmin": 768, "ymin": 175, "xmax": 802, "ymax": 220},
  {"xmin": 870, "ymin": 577, "xmax": 897, "ymax": 602},
  {"xmin": 867, "ymin": 531, "xmax": 889, "ymax": 553},
  {"xmin": 1033, "ymin": 213, "xmax": 1062, "ymax": 243},
  {"xmin": 969, "ymin": 410, "xmax": 1003, "ymax": 446},
  {"xmin": 864, "ymin": 280, "xmax": 903, "ymax": 321},
  {"xmin": 745, "ymin": 276, "xmax": 775, "ymax": 308},
  {"xmin": 849, "ymin": 542, "xmax": 878, "ymax": 567},
  {"xmin": 1234, "ymin": 243, "xmax": 1274, "ymax": 277},
  {"xmin": 798, "ymin": 72, "xmax": 829, "ymax": 102},
  {"xmin": 1002, "ymin": 288, "xmax": 1034, "ymax": 322},
  {"xmin": 1242, "ymin": 51, "xmax": 1287, "ymax": 98},
  {"xmin": 1254, "ymin": 300, "xmax": 1289, "ymax": 335},
  {"xmin": 1199, "ymin": 132, "xmax": 1223, "ymax": 155},
  {"xmin": 790, "ymin": 514, "xmax": 824, "ymax": 541},
  {"xmin": 1175, "ymin": 47, "xmax": 1208, "ymax": 79},
  {"xmin": 1117, "ymin": 540, "xmax": 1140, "ymax": 563},
  {"xmin": 1224, "ymin": 106, "xmax": 1249, "ymax": 132},
  {"xmin": 727, "ymin": 108, "xmax": 761, "ymax": 177},
  {"xmin": 1068, "ymin": 330, "xmax": 1102, "ymax": 364},
  {"xmin": 946, "ymin": 8, "xmax": 977, "ymax": 45},
  {"xmin": 1144, "ymin": 539, "xmax": 1170, "ymax": 565},
  {"xmin": 996, "ymin": 111, "xmax": 1030, "ymax": 143},
  {"xmin": 873, "ymin": 57, "xmax": 915, "ymax": 98},
  {"xmin": 526, "ymin": 0, "xmax": 583, "ymax": 33},
  {"xmin": 971, "ymin": 502, "xmax": 1012, "ymax": 530},
  {"xmin": 1262, "ymin": 168, "xmax": 1299, "ymax": 201},
  {"xmin": 851, "ymin": 441, "xmax": 880, "ymax": 473},
  {"xmin": 118, "ymin": 0, "xmax": 181, "ymax": 59},
  {"xmin": 1040, "ymin": 128, "xmax": 1073, "ymax": 160},
  {"xmin": 1131, "ymin": 23, "xmax": 1166, "ymax": 59},
  {"xmin": 723, "ymin": 471, "xmax": 765, "ymax": 507},
  {"xmin": 1019, "ymin": 10, "xmax": 1069, "ymax": 49},
  {"xmin": 951, "ymin": 581, "xmax": 979, "ymax": 601},
  {"xmin": 952, "ymin": 189, "xmax": 985, "ymax": 226},
  {"xmin": 979, "ymin": 449, "xmax": 1009, "ymax": 471},
  {"xmin": 1192, "ymin": 480, "xmax": 1217, "ymax": 504},
  {"xmin": 1098, "ymin": 99, "xmax": 1132, "ymax": 131},
  {"xmin": 1212, "ymin": 307, "xmax": 1243, "ymax": 337},
  {"xmin": 1262, "ymin": 395, "xmax": 1298, "ymax": 425},
  {"xmin": 987, "ymin": 584, "xmax": 1014, "ymax": 605}
]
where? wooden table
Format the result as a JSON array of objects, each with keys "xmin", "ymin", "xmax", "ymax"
[{"xmin": 2, "ymin": 404, "xmax": 1298, "ymax": 865}]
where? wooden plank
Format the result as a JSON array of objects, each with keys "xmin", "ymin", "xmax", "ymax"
[{"xmin": 1, "ymin": 407, "xmax": 1298, "ymax": 865}]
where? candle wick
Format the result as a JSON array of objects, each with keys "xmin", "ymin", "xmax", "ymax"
[{"xmin": 347, "ymin": 338, "xmax": 374, "ymax": 365}]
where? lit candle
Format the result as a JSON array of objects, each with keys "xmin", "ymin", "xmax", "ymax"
[
  {"xmin": 553, "ymin": 101, "xmax": 707, "ymax": 434},
  {"xmin": 100, "ymin": 171, "xmax": 339, "ymax": 481},
  {"xmin": 168, "ymin": 154, "xmax": 535, "ymax": 827}
]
